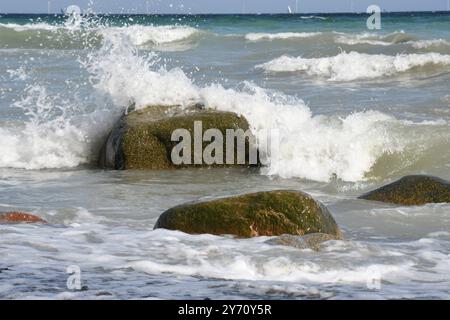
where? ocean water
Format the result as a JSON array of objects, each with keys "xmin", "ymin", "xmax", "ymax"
[{"xmin": 0, "ymin": 12, "xmax": 449, "ymax": 299}]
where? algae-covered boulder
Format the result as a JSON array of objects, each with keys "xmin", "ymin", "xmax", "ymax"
[
  {"xmin": 154, "ymin": 190, "xmax": 342, "ymax": 238},
  {"xmin": 359, "ymin": 175, "xmax": 450, "ymax": 206},
  {"xmin": 265, "ymin": 233, "xmax": 339, "ymax": 251},
  {"xmin": 99, "ymin": 104, "xmax": 256, "ymax": 170}
]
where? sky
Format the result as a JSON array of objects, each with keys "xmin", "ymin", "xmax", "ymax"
[{"xmin": 1, "ymin": 0, "xmax": 449, "ymax": 14}]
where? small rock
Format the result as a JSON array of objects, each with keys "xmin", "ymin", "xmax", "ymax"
[
  {"xmin": 0, "ymin": 212, "xmax": 47, "ymax": 224},
  {"xmin": 154, "ymin": 190, "xmax": 342, "ymax": 238},
  {"xmin": 359, "ymin": 175, "xmax": 450, "ymax": 206}
]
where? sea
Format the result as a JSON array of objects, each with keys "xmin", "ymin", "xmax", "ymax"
[{"xmin": 0, "ymin": 12, "xmax": 449, "ymax": 299}]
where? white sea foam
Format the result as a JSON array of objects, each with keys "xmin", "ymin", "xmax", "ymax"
[
  {"xmin": 85, "ymin": 32, "xmax": 200, "ymax": 108},
  {"xmin": 0, "ymin": 86, "xmax": 89, "ymax": 169},
  {"xmin": 129, "ymin": 254, "xmax": 407, "ymax": 283},
  {"xmin": 410, "ymin": 39, "xmax": 450, "ymax": 49},
  {"xmin": 6, "ymin": 66, "xmax": 28, "ymax": 81},
  {"xmin": 99, "ymin": 25, "xmax": 199, "ymax": 46},
  {"xmin": 2, "ymin": 219, "xmax": 449, "ymax": 299},
  {"xmin": 245, "ymin": 32, "xmax": 321, "ymax": 41},
  {"xmin": 256, "ymin": 52, "xmax": 450, "ymax": 81},
  {"xmin": 0, "ymin": 22, "xmax": 60, "ymax": 32},
  {"xmin": 334, "ymin": 31, "xmax": 415, "ymax": 46},
  {"xmin": 300, "ymin": 16, "xmax": 327, "ymax": 20},
  {"xmin": 0, "ymin": 22, "xmax": 199, "ymax": 47}
]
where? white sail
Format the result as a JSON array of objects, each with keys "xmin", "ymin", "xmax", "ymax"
[{"xmin": 287, "ymin": 6, "xmax": 292, "ymax": 14}]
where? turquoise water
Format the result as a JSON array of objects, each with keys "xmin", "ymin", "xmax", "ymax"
[{"xmin": 0, "ymin": 13, "xmax": 449, "ymax": 299}]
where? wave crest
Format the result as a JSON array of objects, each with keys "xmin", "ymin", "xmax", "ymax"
[
  {"xmin": 335, "ymin": 31, "xmax": 417, "ymax": 46},
  {"xmin": 256, "ymin": 52, "xmax": 450, "ymax": 81},
  {"xmin": 410, "ymin": 39, "xmax": 450, "ymax": 49},
  {"xmin": 0, "ymin": 22, "xmax": 200, "ymax": 49},
  {"xmin": 245, "ymin": 32, "xmax": 321, "ymax": 41}
]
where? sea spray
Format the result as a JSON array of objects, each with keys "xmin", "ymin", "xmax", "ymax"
[
  {"xmin": 0, "ymin": 16, "xmax": 120, "ymax": 169},
  {"xmin": 0, "ymin": 85, "xmax": 88, "ymax": 169},
  {"xmin": 85, "ymin": 31, "xmax": 413, "ymax": 182},
  {"xmin": 84, "ymin": 31, "xmax": 200, "ymax": 108}
]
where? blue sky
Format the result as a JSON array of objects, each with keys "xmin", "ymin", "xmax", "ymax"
[{"xmin": 1, "ymin": 0, "xmax": 449, "ymax": 14}]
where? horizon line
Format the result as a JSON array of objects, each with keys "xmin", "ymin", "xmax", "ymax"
[{"xmin": 1, "ymin": 10, "xmax": 450, "ymax": 15}]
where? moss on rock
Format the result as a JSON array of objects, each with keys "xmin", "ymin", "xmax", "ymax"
[
  {"xmin": 99, "ymin": 105, "xmax": 256, "ymax": 170},
  {"xmin": 359, "ymin": 175, "xmax": 450, "ymax": 205},
  {"xmin": 154, "ymin": 190, "xmax": 342, "ymax": 238}
]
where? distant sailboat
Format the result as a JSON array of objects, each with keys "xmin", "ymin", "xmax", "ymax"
[{"xmin": 287, "ymin": 6, "xmax": 293, "ymax": 14}]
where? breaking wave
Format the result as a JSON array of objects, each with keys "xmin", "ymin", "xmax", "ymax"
[
  {"xmin": 335, "ymin": 31, "xmax": 417, "ymax": 46},
  {"xmin": 245, "ymin": 32, "xmax": 321, "ymax": 41},
  {"xmin": 256, "ymin": 52, "xmax": 450, "ymax": 81},
  {"xmin": 410, "ymin": 39, "xmax": 450, "ymax": 49},
  {"xmin": 0, "ymin": 22, "xmax": 200, "ymax": 49},
  {"xmin": 84, "ymin": 35, "xmax": 450, "ymax": 182},
  {"xmin": 0, "ymin": 85, "xmax": 91, "ymax": 169}
]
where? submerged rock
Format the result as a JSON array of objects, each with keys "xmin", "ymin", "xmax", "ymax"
[
  {"xmin": 0, "ymin": 212, "xmax": 47, "ymax": 224},
  {"xmin": 359, "ymin": 175, "xmax": 450, "ymax": 206},
  {"xmin": 154, "ymin": 190, "xmax": 342, "ymax": 238},
  {"xmin": 99, "ymin": 104, "xmax": 256, "ymax": 170},
  {"xmin": 266, "ymin": 233, "xmax": 338, "ymax": 251}
]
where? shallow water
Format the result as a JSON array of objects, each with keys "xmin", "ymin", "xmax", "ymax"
[
  {"xmin": 0, "ymin": 13, "xmax": 449, "ymax": 299},
  {"xmin": 1, "ymin": 168, "xmax": 449, "ymax": 299}
]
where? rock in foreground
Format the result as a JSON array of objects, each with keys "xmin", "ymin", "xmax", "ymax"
[
  {"xmin": 0, "ymin": 212, "xmax": 47, "ymax": 224},
  {"xmin": 154, "ymin": 190, "xmax": 342, "ymax": 238},
  {"xmin": 359, "ymin": 175, "xmax": 450, "ymax": 205},
  {"xmin": 99, "ymin": 104, "xmax": 256, "ymax": 170}
]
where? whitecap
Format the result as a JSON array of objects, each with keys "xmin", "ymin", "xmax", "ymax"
[{"xmin": 256, "ymin": 51, "xmax": 450, "ymax": 81}]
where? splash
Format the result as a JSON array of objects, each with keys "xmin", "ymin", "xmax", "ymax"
[
  {"xmin": 83, "ymin": 32, "xmax": 450, "ymax": 182},
  {"xmin": 84, "ymin": 31, "xmax": 200, "ymax": 108},
  {"xmin": 0, "ymin": 85, "xmax": 89, "ymax": 169}
]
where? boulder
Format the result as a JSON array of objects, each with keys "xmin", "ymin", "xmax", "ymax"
[
  {"xmin": 154, "ymin": 190, "xmax": 342, "ymax": 238},
  {"xmin": 265, "ymin": 233, "xmax": 339, "ymax": 251},
  {"xmin": 0, "ymin": 212, "xmax": 47, "ymax": 224},
  {"xmin": 99, "ymin": 104, "xmax": 257, "ymax": 170},
  {"xmin": 359, "ymin": 175, "xmax": 450, "ymax": 205}
]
